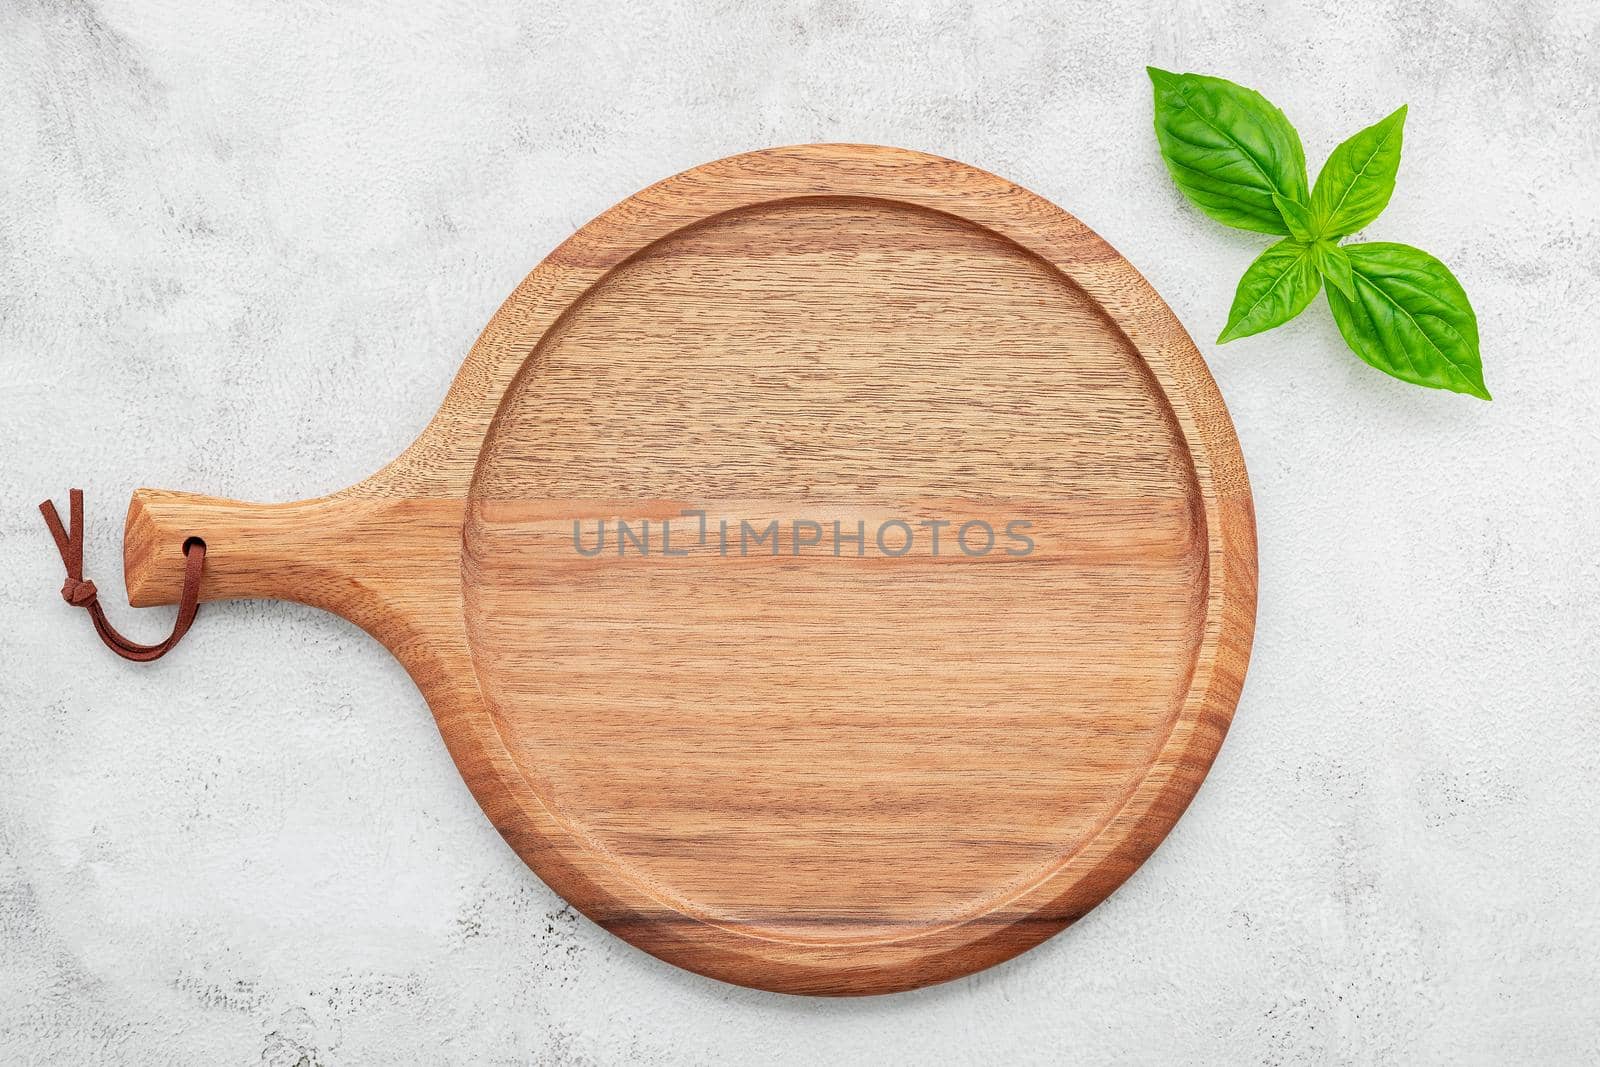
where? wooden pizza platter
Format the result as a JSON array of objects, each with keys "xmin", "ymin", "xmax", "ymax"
[{"xmin": 120, "ymin": 144, "xmax": 1256, "ymax": 995}]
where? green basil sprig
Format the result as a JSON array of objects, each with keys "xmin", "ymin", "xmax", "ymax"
[{"xmin": 1149, "ymin": 68, "xmax": 1489, "ymax": 400}]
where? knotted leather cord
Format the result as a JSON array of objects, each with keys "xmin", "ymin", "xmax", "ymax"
[{"xmin": 39, "ymin": 488, "xmax": 205, "ymax": 662}]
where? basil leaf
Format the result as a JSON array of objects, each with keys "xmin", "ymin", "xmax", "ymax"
[
  {"xmin": 1273, "ymin": 194, "xmax": 1317, "ymax": 242},
  {"xmin": 1311, "ymin": 240, "xmax": 1356, "ymax": 299},
  {"xmin": 1309, "ymin": 105, "xmax": 1407, "ymax": 237},
  {"xmin": 1218, "ymin": 238, "xmax": 1321, "ymax": 343},
  {"xmin": 1325, "ymin": 242, "xmax": 1489, "ymax": 399},
  {"xmin": 1149, "ymin": 67, "xmax": 1310, "ymax": 235}
]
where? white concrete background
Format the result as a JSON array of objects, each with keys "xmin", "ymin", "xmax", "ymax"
[{"xmin": 2, "ymin": 0, "xmax": 1596, "ymax": 1062}]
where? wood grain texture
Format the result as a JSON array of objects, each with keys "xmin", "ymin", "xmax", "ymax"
[{"xmin": 122, "ymin": 145, "xmax": 1256, "ymax": 995}]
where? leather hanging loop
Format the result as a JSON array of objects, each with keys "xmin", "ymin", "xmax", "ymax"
[{"xmin": 39, "ymin": 488, "xmax": 206, "ymax": 662}]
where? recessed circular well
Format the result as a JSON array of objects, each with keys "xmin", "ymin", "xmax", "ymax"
[{"xmin": 463, "ymin": 196, "xmax": 1207, "ymax": 945}]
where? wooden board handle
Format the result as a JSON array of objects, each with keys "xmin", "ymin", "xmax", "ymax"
[
  {"xmin": 123, "ymin": 488, "xmax": 465, "ymax": 617},
  {"xmin": 125, "ymin": 489, "xmax": 331, "ymax": 608}
]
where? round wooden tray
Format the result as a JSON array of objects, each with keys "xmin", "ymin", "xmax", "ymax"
[{"xmin": 123, "ymin": 145, "xmax": 1256, "ymax": 995}]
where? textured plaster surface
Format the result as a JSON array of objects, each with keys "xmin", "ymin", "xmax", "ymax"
[{"xmin": 2, "ymin": 0, "xmax": 1598, "ymax": 1062}]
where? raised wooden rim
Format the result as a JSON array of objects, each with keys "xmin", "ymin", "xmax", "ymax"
[
  {"xmin": 123, "ymin": 144, "xmax": 1256, "ymax": 995},
  {"xmin": 451, "ymin": 145, "xmax": 1255, "ymax": 993}
]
